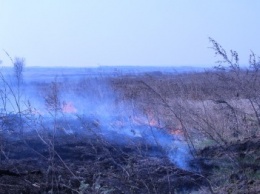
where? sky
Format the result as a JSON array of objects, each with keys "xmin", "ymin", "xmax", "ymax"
[{"xmin": 0, "ymin": 0, "xmax": 260, "ymax": 67}]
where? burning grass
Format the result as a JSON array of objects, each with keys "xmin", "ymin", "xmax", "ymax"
[{"xmin": 1, "ymin": 65, "xmax": 260, "ymax": 193}]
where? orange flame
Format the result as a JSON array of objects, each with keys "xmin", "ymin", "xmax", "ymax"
[
  {"xmin": 131, "ymin": 108, "xmax": 161, "ymax": 127},
  {"xmin": 62, "ymin": 101, "xmax": 77, "ymax": 113},
  {"xmin": 169, "ymin": 129, "xmax": 184, "ymax": 136}
]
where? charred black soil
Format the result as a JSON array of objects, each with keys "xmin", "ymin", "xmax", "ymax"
[{"xmin": 0, "ymin": 131, "xmax": 208, "ymax": 194}]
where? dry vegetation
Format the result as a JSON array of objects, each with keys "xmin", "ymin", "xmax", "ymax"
[{"xmin": 0, "ymin": 40, "xmax": 260, "ymax": 193}]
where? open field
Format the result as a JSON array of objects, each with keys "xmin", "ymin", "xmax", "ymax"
[{"xmin": 0, "ymin": 65, "xmax": 260, "ymax": 193}]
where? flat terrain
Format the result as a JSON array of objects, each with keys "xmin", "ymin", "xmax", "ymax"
[{"xmin": 1, "ymin": 67, "xmax": 260, "ymax": 193}]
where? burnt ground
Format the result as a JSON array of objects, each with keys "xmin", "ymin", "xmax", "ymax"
[
  {"xmin": 0, "ymin": 128, "xmax": 260, "ymax": 193},
  {"xmin": 197, "ymin": 137, "xmax": 260, "ymax": 193},
  {"xmin": 0, "ymin": 129, "xmax": 208, "ymax": 194}
]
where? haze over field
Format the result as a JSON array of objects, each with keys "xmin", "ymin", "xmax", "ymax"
[
  {"xmin": 1, "ymin": 1, "xmax": 260, "ymax": 193},
  {"xmin": 1, "ymin": 1, "xmax": 260, "ymax": 67}
]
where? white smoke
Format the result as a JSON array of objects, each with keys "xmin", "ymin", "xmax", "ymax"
[{"xmin": 2, "ymin": 69, "xmax": 193, "ymax": 170}]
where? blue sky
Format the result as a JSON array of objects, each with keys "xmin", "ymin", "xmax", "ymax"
[{"xmin": 0, "ymin": 0, "xmax": 260, "ymax": 67}]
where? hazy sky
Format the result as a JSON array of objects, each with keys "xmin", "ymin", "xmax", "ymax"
[{"xmin": 1, "ymin": 0, "xmax": 260, "ymax": 67}]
